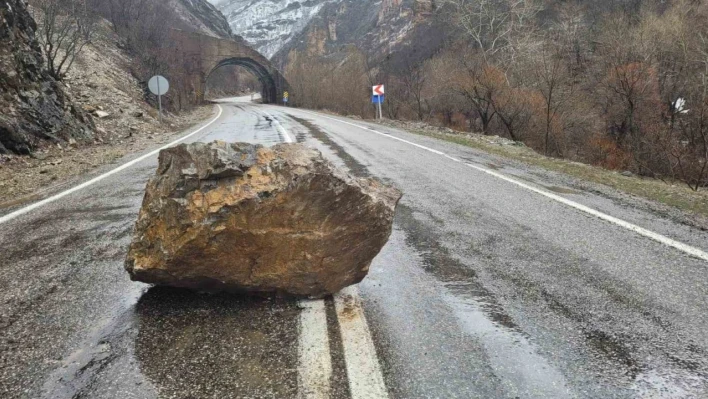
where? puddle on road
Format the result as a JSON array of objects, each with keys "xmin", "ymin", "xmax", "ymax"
[
  {"xmin": 394, "ymin": 204, "xmax": 573, "ymax": 397},
  {"xmin": 41, "ymin": 288, "xmax": 147, "ymax": 399},
  {"xmin": 468, "ymin": 228, "xmax": 708, "ymax": 397},
  {"xmin": 395, "ymin": 204, "xmax": 518, "ymax": 331},
  {"xmin": 584, "ymin": 329, "xmax": 641, "ymax": 378},
  {"xmin": 490, "ymin": 260, "xmax": 654, "ymax": 387}
]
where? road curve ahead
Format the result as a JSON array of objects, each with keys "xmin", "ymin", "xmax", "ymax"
[{"xmin": 1, "ymin": 97, "xmax": 707, "ymax": 399}]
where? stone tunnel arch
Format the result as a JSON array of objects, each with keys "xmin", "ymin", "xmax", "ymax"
[
  {"xmin": 168, "ymin": 29, "xmax": 288, "ymax": 105},
  {"xmin": 206, "ymin": 57, "xmax": 280, "ymax": 104}
]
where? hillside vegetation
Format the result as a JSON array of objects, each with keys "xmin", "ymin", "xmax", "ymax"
[
  {"xmin": 1, "ymin": 0, "xmax": 214, "ymax": 204},
  {"xmin": 287, "ymin": 0, "xmax": 708, "ymax": 191},
  {"xmin": 0, "ymin": 0, "xmax": 234, "ymax": 157}
]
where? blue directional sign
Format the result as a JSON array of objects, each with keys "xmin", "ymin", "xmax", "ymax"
[{"xmin": 372, "ymin": 95, "xmax": 385, "ymax": 104}]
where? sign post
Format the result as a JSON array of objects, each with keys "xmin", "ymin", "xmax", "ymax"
[
  {"xmin": 371, "ymin": 94, "xmax": 385, "ymax": 118},
  {"xmin": 283, "ymin": 91, "xmax": 289, "ymax": 106},
  {"xmin": 148, "ymin": 75, "xmax": 169, "ymax": 122},
  {"xmin": 372, "ymin": 85, "xmax": 385, "ymax": 119}
]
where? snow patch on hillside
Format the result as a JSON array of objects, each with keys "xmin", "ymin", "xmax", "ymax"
[{"xmin": 208, "ymin": 0, "xmax": 341, "ymax": 58}]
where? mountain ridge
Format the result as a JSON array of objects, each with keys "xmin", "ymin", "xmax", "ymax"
[
  {"xmin": 173, "ymin": 0, "xmax": 236, "ymax": 39},
  {"xmin": 209, "ymin": 0, "xmax": 443, "ymax": 69},
  {"xmin": 274, "ymin": 0, "xmax": 443, "ymax": 68},
  {"xmin": 210, "ymin": 0, "xmax": 338, "ymax": 58}
]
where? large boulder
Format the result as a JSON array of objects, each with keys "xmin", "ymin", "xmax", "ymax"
[{"xmin": 125, "ymin": 141, "xmax": 401, "ymax": 298}]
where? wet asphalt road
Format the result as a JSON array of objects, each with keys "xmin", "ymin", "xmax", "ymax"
[{"xmin": 1, "ymin": 97, "xmax": 708, "ymax": 398}]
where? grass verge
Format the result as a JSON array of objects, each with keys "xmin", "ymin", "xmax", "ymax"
[{"xmin": 403, "ymin": 128, "xmax": 708, "ymax": 220}]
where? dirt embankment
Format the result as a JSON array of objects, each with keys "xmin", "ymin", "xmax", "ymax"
[
  {"xmin": 0, "ymin": 0, "xmax": 91, "ymax": 155},
  {"xmin": 0, "ymin": 17, "xmax": 213, "ymax": 209}
]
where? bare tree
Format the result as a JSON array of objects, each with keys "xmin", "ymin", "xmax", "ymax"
[
  {"xmin": 32, "ymin": 0, "xmax": 94, "ymax": 80},
  {"xmin": 671, "ymin": 33, "xmax": 708, "ymax": 190},
  {"xmin": 555, "ymin": 2, "xmax": 590, "ymax": 75},
  {"xmin": 443, "ymin": 0, "xmax": 539, "ymax": 63},
  {"xmin": 401, "ymin": 61, "xmax": 428, "ymax": 120},
  {"xmin": 99, "ymin": 0, "xmax": 150, "ymax": 33},
  {"xmin": 532, "ymin": 40, "xmax": 573, "ymax": 156},
  {"xmin": 451, "ymin": 51, "xmax": 503, "ymax": 134}
]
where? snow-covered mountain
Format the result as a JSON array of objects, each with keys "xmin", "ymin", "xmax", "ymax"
[
  {"xmin": 208, "ymin": 0, "xmax": 340, "ymax": 58},
  {"xmin": 207, "ymin": 0, "xmax": 443, "ymax": 71}
]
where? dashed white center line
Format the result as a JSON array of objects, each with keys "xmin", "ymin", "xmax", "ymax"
[
  {"xmin": 261, "ymin": 111, "xmax": 294, "ymax": 143},
  {"xmin": 298, "ymin": 299, "xmax": 333, "ymax": 399},
  {"xmin": 3, "ymin": 100, "xmax": 391, "ymax": 397},
  {"xmin": 274, "ymin": 112, "xmax": 386, "ymax": 399},
  {"xmin": 334, "ymin": 286, "xmax": 389, "ymax": 399}
]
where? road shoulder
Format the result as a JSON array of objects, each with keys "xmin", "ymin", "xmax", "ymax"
[
  {"xmin": 0, "ymin": 105, "xmax": 218, "ymax": 216},
  {"xmin": 377, "ymin": 119, "xmax": 708, "ymax": 230}
]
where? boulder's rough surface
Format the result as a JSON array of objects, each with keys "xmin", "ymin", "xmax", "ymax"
[{"xmin": 125, "ymin": 141, "xmax": 401, "ymax": 297}]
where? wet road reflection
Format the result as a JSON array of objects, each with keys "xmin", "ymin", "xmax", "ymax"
[
  {"xmin": 134, "ymin": 287, "xmax": 300, "ymax": 398},
  {"xmin": 5, "ymin": 98, "xmax": 708, "ymax": 398}
]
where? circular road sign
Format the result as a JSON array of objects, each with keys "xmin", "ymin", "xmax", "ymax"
[{"xmin": 148, "ymin": 75, "xmax": 169, "ymax": 96}]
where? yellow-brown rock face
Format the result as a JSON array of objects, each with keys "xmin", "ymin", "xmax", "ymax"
[{"xmin": 125, "ymin": 141, "xmax": 401, "ymax": 298}]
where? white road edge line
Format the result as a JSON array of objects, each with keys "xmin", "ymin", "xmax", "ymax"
[
  {"xmin": 334, "ymin": 286, "xmax": 389, "ymax": 399},
  {"xmin": 462, "ymin": 162, "xmax": 708, "ymax": 262},
  {"xmin": 292, "ymin": 109, "xmax": 708, "ymax": 263},
  {"xmin": 0, "ymin": 105, "xmax": 225, "ymax": 226},
  {"xmin": 295, "ymin": 109, "xmax": 443, "ymax": 156},
  {"xmin": 298, "ymin": 299, "xmax": 333, "ymax": 399}
]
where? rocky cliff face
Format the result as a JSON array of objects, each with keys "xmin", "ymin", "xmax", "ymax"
[
  {"xmin": 0, "ymin": 0, "xmax": 91, "ymax": 154},
  {"xmin": 210, "ymin": 0, "xmax": 444, "ymax": 68},
  {"xmin": 210, "ymin": 0, "xmax": 339, "ymax": 58},
  {"xmin": 173, "ymin": 0, "xmax": 235, "ymax": 39},
  {"xmin": 274, "ymin": 0, "xmax": 445, "ymax": 68}
]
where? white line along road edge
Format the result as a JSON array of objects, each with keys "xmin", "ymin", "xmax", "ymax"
[
  {"xmin": 334, "ymin": 286, "xmax": 389, "ymax": 399},
  {"xmin": 291, "ymin": 108, "xmax": 708, "ymax": 263},
  {"xmin": 0, "ymin": 105, "xmax": 225, "ymax": 226},
  {"xmin": 298, "ymin": 299, "xmax": 333, "ymax": 399}
]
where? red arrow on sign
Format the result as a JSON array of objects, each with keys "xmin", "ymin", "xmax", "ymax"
[{"xmin": 373, "ymin": 85, "xmax": 385, "ymax": 96}]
